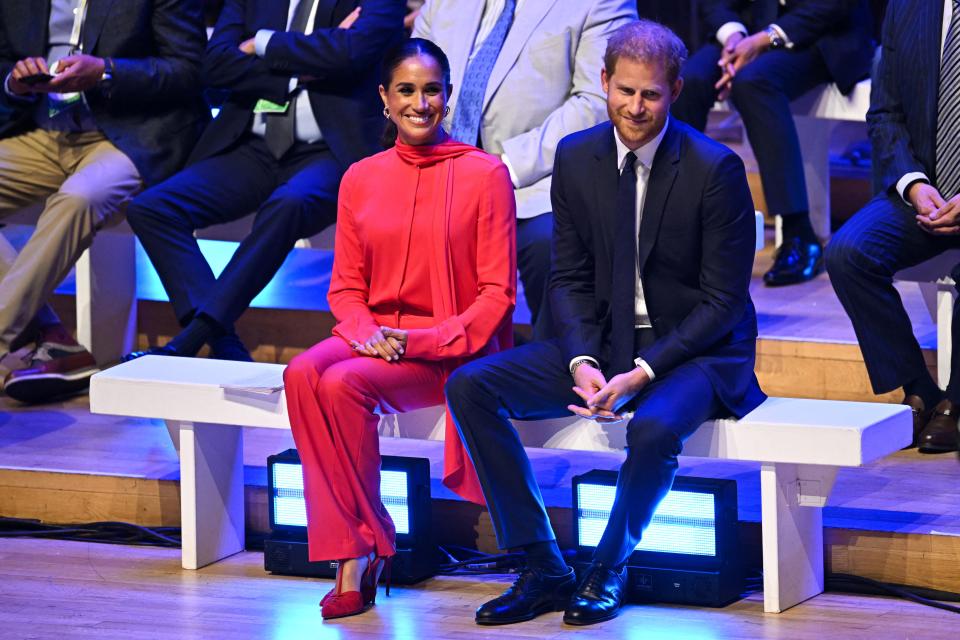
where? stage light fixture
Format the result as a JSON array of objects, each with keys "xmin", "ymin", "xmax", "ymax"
[
  {"xmin": 264, "ymin": 449, "xmax": 436, "ymax": 584},
  {"xmin": 572, "ymin": 470, "xmax": 744, "ymax": 606}
]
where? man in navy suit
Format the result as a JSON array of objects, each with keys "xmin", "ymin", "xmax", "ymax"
[
  {"xmin": 445, "ymin": 20, "xmax": 765, "ymax": 627},
  {"xmin": 827, "ymin": 0, "xmax": 960, "ymax": 454},
  {"xmin": 0, "ymin": 0, "xmax": 207, "ymax": 402},
  {"xmin": 672, "ymin": 0, "xmax": 874, "ymax": 287},
  {"xmin": 121, "ymin": 0, "xmax": 404, "ymax": 363}
]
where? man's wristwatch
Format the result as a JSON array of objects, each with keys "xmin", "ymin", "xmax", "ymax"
[
  {"xmin": 570, "ymin": 358, "xmax": 595, "ymax": 375},
  {"xmin": 765, "ymin": 26, "xmax": 785, "ymax": 50}
]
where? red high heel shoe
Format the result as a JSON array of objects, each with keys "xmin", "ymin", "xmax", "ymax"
[
  {"xmin": 321, "ymin": 554, "xmax": 378, "ymax": 620},
  {"xmin": 360, "ymin": 555, "xmax": 393, "ymax": 605}
]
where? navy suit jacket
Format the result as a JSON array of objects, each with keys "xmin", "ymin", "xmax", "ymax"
[
  {"xmin": 700, "ymin": 0, "xmax": 875, "ymax": 95},
  {"xmin": 868, "ymin": 0, "xmax": 941, "ymax": 196},
  {"xmin": 192, "ymin": 0, "xmax": 404, "ymax": 169},
  {"xmin": 0, "ymin": 0, "xmax": 209, "ymax": 186},
  {"xmin": 549, "ymin": 119, "xmax": 766, "ymax": 418}
]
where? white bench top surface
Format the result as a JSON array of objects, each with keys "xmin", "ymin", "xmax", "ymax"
[{"xmin": 91, "ymin": 356, "xmax": 911, "ymax": 467}]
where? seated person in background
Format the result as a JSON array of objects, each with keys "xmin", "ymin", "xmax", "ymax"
[
  {"xmin": 0, "ymin": 0, "xmax": 207, "ymax": 403},
  {"xmin": 122, "ymin": 0, "xmax": 404, "ymax": 363},
  {"xmin": 671, "ymin": 0, "xmax": 874, "ymax": 286},
  {"xmin": 283, "ymin": 39, "xmax": 517, "ymax": 620},
  {"xmin": 445, "ymin": 20, "xmax": 765, "ymax": 627},
  {"xmin": 413, "ymin": 0, "xmax": 637, "ymax": 338},
  {"xmin": 827, "ymin": 0, "xmax": 960, "ymax": 454}
]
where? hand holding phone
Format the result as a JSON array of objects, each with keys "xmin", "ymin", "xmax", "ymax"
[
  {"xmin": 20, "ymin": 72, "xmax": 55, "ymax": 86},
  {"xmin": 9, "ymin": 56, "xmax": 52, "ymax": 95}
]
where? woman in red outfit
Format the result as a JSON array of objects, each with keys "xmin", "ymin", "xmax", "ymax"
[{"xmin": 283, "ymin": 38, "xmax": 517, "ymax": 620}]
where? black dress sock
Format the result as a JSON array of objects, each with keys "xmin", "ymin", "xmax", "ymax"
[
  {"xmin": 523, "ymin": 540, "xmax": 568, "ymax": 575},
  {"xmin": 903, "ymin": 372, "xmax": 944, "ymax": 410},
  {"xmin": 780, "ymin": 212, "xmax": 818, "ymax": 244},
  {"xmin": 166, "ymin": 314, "xmax": 226, "ymax": 357}
]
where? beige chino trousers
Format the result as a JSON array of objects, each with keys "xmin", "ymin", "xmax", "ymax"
[{"xmin": 0, "ymin": 128, "xmax": 142, "ymax": 353}]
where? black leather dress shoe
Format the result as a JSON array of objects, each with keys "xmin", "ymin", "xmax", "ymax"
[
  {"xmin": 763, "ymin": 236, "xmax": 824, "ymax": 286},
  {"xmin": 120, "ymin": 345, "xmax": 180, "ymax": 363},
  {"xmin": 903, "ymin": 395, "xmax": 932, "ymax": 449},
  {"xmin": 475, "ymin": 567, "xmax": 576, "ymax": 625},
  {"xmin": 918, "ymin": 399, "xmax": 960, "ymax": 453},
  {"xmin": 562, "ymin": 563, "xmax": 627, "ymax": 626}
]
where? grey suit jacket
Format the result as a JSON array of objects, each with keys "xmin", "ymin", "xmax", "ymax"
[{"xmin": 413, "ymin": 0, "xmax": 636, "ymax": 219}]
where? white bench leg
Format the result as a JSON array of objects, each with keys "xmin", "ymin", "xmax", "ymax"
[
  {"xmin": 175, "ymin": 420, "xmax": 245, "ymax": 570},
  {"xmin": 75, "ymin": 231, "xmax": 137, "ymax": 364},
  {"xmin": 760, "ymin": 462, "xmax": 838, "ymax": 613},
  {"xmin": 937, "ymin": 286, "xmax": 955, "ymax": 389},
  {"xmin": 794, "ymin": 116, "xmax": 834, "ymax": 244}
]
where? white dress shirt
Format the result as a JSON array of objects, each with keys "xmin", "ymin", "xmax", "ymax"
[
  {"xmin": 896, "ymin": 0, "xmax": 953, "ymax": 202},
  {"xmin": 716, "ymin": 0, "xmax": 794, "ymax": 49},
  {"xmin": 568, "ymin": 119, "xmax": 670, "ymax": 381},
  {"xmin": 250, "ymin": 0, "xmax": 323, "ymax": 144}
]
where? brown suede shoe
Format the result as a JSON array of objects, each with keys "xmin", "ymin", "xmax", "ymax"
[
  {"xmin": 918, "ymin": 399, "xmax": 960, "ymax": 454},
  {"xmin": 902, "ymin": 395, "xmax": 932, "ymax": 449}
]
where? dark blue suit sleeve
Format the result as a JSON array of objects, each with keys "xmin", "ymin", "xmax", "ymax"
[
  {"xmin": 105, "ymin": 0, "xmax": 206, "ymax": 106},
  {"xmin": 549, "ymin": 137, "xmax": 603, "ymax": 365},
  {"xmin": 262, "ymin": 0, "xmax": 404, "ymax": 80},
  {"xmin": 202, "ymin": 0, "xmax": 290, "ymax": 104},
  {"xmin": 866, "ymin": 0, "xmax": 927, "ymax": 194},
  {"xmin": 638, "ymin": 151, "xmax": 756, "ymax": 376}
]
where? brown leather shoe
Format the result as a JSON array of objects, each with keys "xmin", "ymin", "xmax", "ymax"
[
  {"xmin": 918, "ymin": 399, "xmax": 960, "ymax": 454},
  {"xmin": 903, "ymin": 395, "xmax": 932, "ymax": 449}
]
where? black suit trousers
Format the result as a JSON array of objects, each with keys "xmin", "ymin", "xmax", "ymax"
[
  {"xmin": 126, "ymin": 134, "xmax": 340, "ymax": 328},
  {"xmin": 672, "ymin": 44, "xmax": 832, "ymax": 217},
  {"xmin": 826, "ymin": 194, "xmax": 960, "ymax": 400},
  {"xmin": 445, "ymin": 338, "xmax": 722, "ymax": 567}
]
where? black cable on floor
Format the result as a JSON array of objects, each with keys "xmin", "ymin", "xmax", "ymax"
[
  {"xmin": 0, "ymin": 517, "xmax": 181, "ymax": 547},
  {"xmin": 827, "ymin": 573, "xmax": 960, "ymax": 614}
]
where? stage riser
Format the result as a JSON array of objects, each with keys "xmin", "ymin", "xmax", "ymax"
[{"xmin": 3, "ymin": 469, "xmax": 956, "ymax": 594}]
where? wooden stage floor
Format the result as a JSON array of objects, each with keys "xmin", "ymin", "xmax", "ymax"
[{"xmin": 1, "ymin": 537, "xmax": 957, "ymax": 640}]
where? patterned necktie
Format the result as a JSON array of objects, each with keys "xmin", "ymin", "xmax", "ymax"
[
  {"xmin": 610, "ymin": 152, "xmax": 638, "ymax": 376},
  {"xmin": 936, "ymin": 0, "xmax": 960, "ymax": 199},
  {"xmin": 450, "ymin": 0, "xmax": 516, "ymax": 146},
  {"xmin": 265, "ymin": 0, "xmax": 314, "ymax": 159}
]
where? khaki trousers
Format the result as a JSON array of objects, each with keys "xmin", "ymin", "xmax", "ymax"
[{"xmin": 0, "ymin": 128, "xmax": 142, "ymax": 352}]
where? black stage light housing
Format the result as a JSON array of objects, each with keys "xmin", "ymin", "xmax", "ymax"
[
  {"xmin": 572, "ymin": 470, "xmax": 744, "ymax": 606},
  {"xmin": 264, "ymin": 448, "xmax": 437, "ymax": 584}
]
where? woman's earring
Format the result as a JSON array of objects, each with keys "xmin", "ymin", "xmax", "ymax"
[
  {"xmin": 443, "ymin": 106, "xmax": 450, "ymax": 118},
  {"xmin": 383, "ymin": 107, "xmax": 390, "ymax": 118}
]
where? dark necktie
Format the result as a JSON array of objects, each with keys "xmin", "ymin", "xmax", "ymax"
[
  {"xmin": 937, "ymin": 0, "xmax": 960, "ymax": 199},
  {"xmin": 450, "ymin": 0, "xmax": 516, "ymax": 146},
  {"xmin": 264, "ymin": 0, "xmax": 314, "ymax": 159},
  {"xmin": 610, "ymin": 152, "xmax": 638, "ymax": 376}
]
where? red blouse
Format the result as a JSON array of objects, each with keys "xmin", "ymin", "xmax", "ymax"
[{"xmin": 328, "ymin": 136, "xmax": 517, "ymax": 502}]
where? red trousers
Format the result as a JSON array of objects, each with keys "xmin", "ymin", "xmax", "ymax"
[{"xmin": 284, "ymin": 337, "xmax": 445, "ymax": 561}]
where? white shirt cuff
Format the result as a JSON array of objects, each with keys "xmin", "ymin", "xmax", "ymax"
[
  {"xmin": 716, "ymin": 22, "xmax": 748, "ymax": 46},
  {"xmin": 254, "ymin": 29, "xmax": 275, "ymax": 57},
  {"xmin": 569, "ymin": 355, "xmax": 599, "ymax": 375},
  {"xmin": 633, "ymin": 357, "xmax": 655, "ymax": 382},
  {"xmin": 499, "ymin": 153, "xmax": 520, "ymax": 189},
  {"xmin": 768, "ymin": 23, "xmax": 794, "ymax": 49},
  {"xmin": 897, "ymin": 172, "xmax": 930, "ymax": 205}
]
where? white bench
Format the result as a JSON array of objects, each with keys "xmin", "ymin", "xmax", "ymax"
[
  {"xmin": 716, "ymin": 78, "xmax": 871, "ymax": 245},
  {"xmin": 89, "ymin": 355, "xmax": 910, "ymax": 614}
]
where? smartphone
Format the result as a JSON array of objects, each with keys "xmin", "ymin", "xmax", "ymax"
[{"xmin": 20, "ymin": 72, "xmax": 54, "ymax": 86}]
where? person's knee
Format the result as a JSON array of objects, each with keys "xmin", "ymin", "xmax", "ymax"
[
  {"xmin": 125, "ymin": 186, "xmax": 181, "ymax": 233},
  {"xmin": 283, "ymin": 352, "xmax": 319, "ymax": 389},
  {"xmin": 626, "ymin": 417, "xmax": 683, "ymax": 459},
  {"xmin": 445, "ymin": 362, "xmax": 484, "ymax": 406},
  {"xmin": 729, "ymin": 65, "xmax": 775, "ymax": 106},
  {"xmin": 825, "ymin": 223, "xmax": 873, "ymax": 280}
]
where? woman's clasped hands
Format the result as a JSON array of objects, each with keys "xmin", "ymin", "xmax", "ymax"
[{"xmin": 350, "ymin": 327, "xmax": 409, "ymax": 361}]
